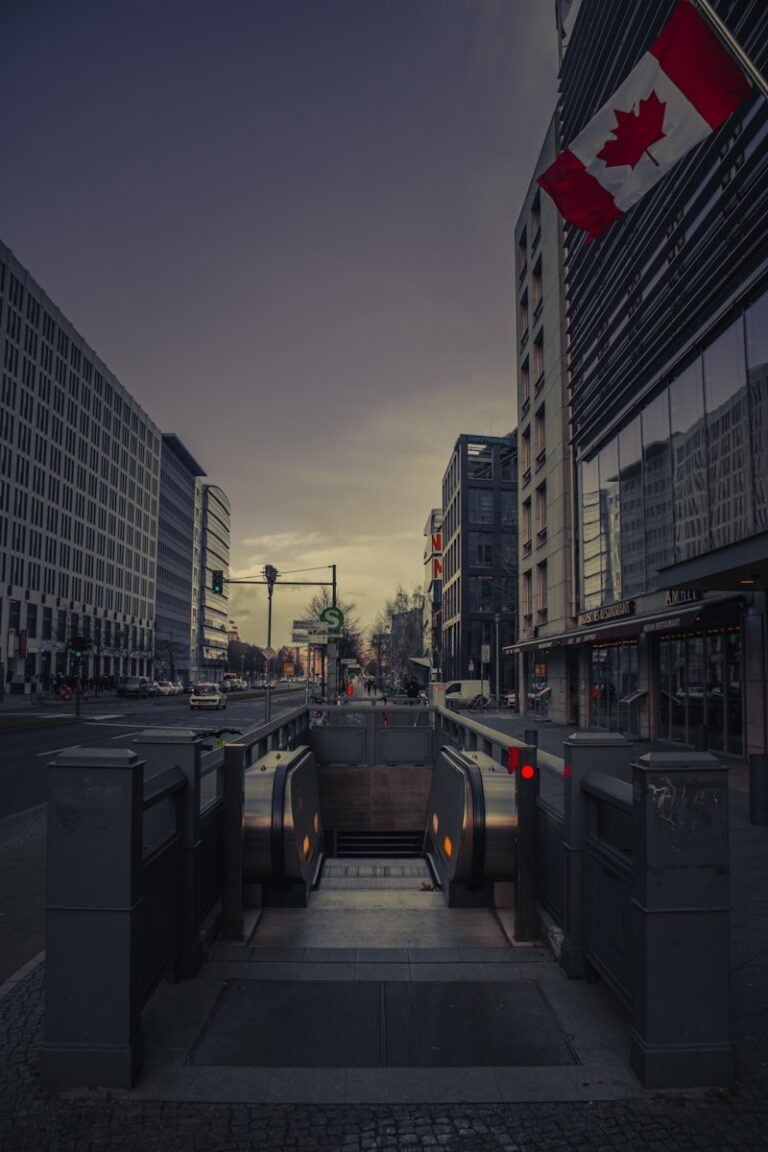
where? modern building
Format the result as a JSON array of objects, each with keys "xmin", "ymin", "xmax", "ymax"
[
  {"xmin": 155, "ymin": 434, "xmax": 206, "ymax": 686},
  {"xmin": 507, "ymin": 116, "xmax": 576, "ymax": 724},
  {"xmin": 0, "ymin": 240, "xmax": 161, "ymax": 693},
  {"xmin": 539, "ymin": 0, "xmax": 768, "ymax": 760},
  {"xmin": 440, "ymin": 433, "xmax": 518, "ymax": 693},
  {"xmin": 423, "ymin": 508, "xmax": 443, "ymax": 671},
  {"xmin": 196, "ymin": 483, "xmax": 231, "ymax": 677}
]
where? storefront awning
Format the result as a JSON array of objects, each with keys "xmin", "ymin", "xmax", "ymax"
[{"xmin": 503, "ymin": 593, "xmax": 740, "ymax": 654}]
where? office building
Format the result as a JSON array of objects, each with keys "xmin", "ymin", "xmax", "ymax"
[
  {"xmin": 0, "ymin": 240, "xmax": 161, "ymax": 692},
  {"xmin": 196, "ymin": 483, "xmax": 231, "ymax": 676},
  {"xmin": 155, "ymin": 434, "xmax": 206, "ymax": 685},
  {"xmin": 441, "ymin": 433, "xmax": 518, "ymax": 692},
  {"xmin": 541, "ymin": 0, "xmax": 768, "ymax": 758}
]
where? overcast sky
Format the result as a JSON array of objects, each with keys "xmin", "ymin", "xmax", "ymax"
[{"xmin": 1, "ymin": 0, "xmax": 561, "ymax": 648}]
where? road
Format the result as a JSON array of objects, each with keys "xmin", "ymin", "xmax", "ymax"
[{"xmin": 0, "ymin": 687, "xmax": 306, "ymax": 821}]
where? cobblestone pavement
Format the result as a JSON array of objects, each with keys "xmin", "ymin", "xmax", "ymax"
[{"xmin": 1, "ymin": 966, "xmax": 767, "ymax": 1151}]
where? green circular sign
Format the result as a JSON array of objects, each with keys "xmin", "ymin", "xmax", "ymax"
[{"xmin": 320, "ymin": 606, "xmax": 344, "ymax": 631}]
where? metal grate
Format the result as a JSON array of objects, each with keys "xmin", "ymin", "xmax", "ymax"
[{"xmin": 190, "ymin": 980, "xmax": 577, "ymax": 1068}]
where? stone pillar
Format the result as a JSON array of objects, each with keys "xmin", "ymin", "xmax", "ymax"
[
  {"xmin": 132, "ymin": 729, "xmax": 202, "ymax": 977},
  {"xmin": 561, "ymin": 732, "xmax": 634, "ymax": 978},
  {"xmin": 42, "ymin": 748, "xmax": 145, "ymax": 1089},
  {"xmin": 631, "ymin": 751, "xmax": 733, "ymax": 1088}
]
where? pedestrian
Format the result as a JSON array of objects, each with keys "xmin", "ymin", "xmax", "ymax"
[{"xmin": 406, "ymin": 676, "xmax": 420, "ymax": 703}]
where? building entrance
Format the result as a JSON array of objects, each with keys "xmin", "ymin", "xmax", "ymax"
[{"xmin": 590, "ymin": 641, "xmax": 639, "ymax": 736}]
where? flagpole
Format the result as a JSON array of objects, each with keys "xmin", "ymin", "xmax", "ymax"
[{"xmin": 691, "ymin": 0, "xmax": 768, "ymax": 102}]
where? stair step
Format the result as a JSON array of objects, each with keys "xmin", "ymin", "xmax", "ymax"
[{"xmin": 335, "ymin": 830, "xmax": 423, "ymax": 858}]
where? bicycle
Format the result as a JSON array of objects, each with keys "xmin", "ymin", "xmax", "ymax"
[{"xmin": 468, "ymin": 693, "xmax": 491, "ymax": 712}]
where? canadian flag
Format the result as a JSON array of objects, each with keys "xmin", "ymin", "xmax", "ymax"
[{"xmin": 538, "ymin": 1, "xmax": 751, "ymax": 238}]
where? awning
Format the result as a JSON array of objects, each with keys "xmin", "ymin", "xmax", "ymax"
[{"xmin": 503, "ymin": 593, "xmax": 740, "ymax": 654}]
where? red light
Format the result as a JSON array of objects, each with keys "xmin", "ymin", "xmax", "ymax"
[
  {"xmin": 521, "ymin": 764, "xmax": 535, "ymax": 780},
  {"xmin": 507, "ymin": 747, "xmax": 520, "ymax": 774},
  {"xmin": 563, "ymin": 763, "xmax": 572, "ymax": 779}
]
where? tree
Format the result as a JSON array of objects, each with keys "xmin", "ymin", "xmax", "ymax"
[
  {"xmin": 370, "ymin": 586, "xmax": 427, "ymax": 687},
  {"xmin": 301, "ymin": 589, "xmax": 364, "ymax": 677}
]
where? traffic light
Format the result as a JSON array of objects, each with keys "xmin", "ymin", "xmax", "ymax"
[
  {"xmin": 212, "ymin": 570, "xmax": 224, "ymax": 594},
  {"xmin": 264, "ymin": 564, "xmax": 278, "ymax": 589},
  {"xmin": 73, "ymin": 636, "xmax": 85, "ymax": 660}
]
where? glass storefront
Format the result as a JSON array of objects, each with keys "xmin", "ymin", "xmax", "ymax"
[
  {"xmin": 656, "ymin": 625, "xmax": 743, "ymax": 756},
  {"xmin": 590, "ymin": 641, "xmax": 639, "ymax": 735}
]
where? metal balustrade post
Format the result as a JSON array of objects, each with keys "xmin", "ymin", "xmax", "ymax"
[
  {"xmin": 132, "ymin": 729, "xmax": 202, "ymax": 978},
  {"xmin": 222, "ymin": 743, "xmax": 247, "ymax": 940},
  {"xmin": 514, "ymin": 743, "xmax": 539, "ymax": 941},
  {"xmin": 561, "ymin": 732, "xmax": 634, "ymax": 979},
  {"xmin": 630, "ymin": 751, "xmax": 733, "ymax": 1088},
  {"xmin": 42, "ymin": 748, "xmax": 145, "ymax": 1089}
]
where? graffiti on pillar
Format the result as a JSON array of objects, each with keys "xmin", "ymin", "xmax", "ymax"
[{"xmin": 646, "ymin": 776, "xmax": 725, "ymax": 855}]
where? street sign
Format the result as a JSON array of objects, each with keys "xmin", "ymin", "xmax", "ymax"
[
  {"xmin": 481, "ymin": 644, "xmax": 491, "ymax": 663},
  {"xmin": 263, "ymin": 646, "xmax": 276, "ymax": 659},
  {"xmin": 291, "ymin": 632, "xmax": 329, "ymax": 644},
  {"xmin": 320, "ymin": 606, "xmax": 344, "ymax": 631},
  {"xmin": 292, "ymin": 619, "xmax": 315, "ymax": 630}
]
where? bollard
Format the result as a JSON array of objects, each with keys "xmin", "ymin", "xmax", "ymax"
[
  {"xmin": 631, "ymin": 751, "xmax": 733, "ymax": 1088},
  {"xmin": 749, "ymin": 754, "xmax": 768, "ymax": 826},
  {"xmin": 561, "ymin": 732, "xmax": 634, "ymax": 979},
  {"xmin": 42, "ymin": 748, "xmax": 145, "ymax": 1089},
  {"xmin": 132, "ymin": 729, "xmax": 203, "ymax": 977}
]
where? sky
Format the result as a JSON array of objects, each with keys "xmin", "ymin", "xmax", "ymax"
[{"xmin": 0, "ymin": 0, "xmax": 562, "ymax": 649}]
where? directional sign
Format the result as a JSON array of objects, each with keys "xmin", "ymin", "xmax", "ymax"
[
  {"xmin": 292, "ymin": 619, "xmax": 315, "ymax": 630},
  {"xmin": 292, "ymin": 632, "xmax": 329, "ymax": 644},
  {"xmin": 263, "ymin": 646, "xmax": 276, "ymax": 659},
  {"xmin": 320, "ymin": 606, "xmax": 344, "ymax": 631}
]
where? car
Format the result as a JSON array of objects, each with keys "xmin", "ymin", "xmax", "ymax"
[
  {"xmin": 172, "ymin": 681, "xmax": 184, "ymax": 695},
  {"xmin": 155, "ymin": 681, "xmax": 175, "ymax": 696},
  {"xmin": 117, "ymin": 676, "xmax": 150, "ymax": 698},
  {"xmin": 503, "ymin": 691, "xmax": 518, "ymax": 710},
  {"xmin": 190, "ymin": 682, "xmax": 226, "ymax": 710},
  {"xmin": 146, "ymin": 681, "xmax": 161, "ymax": 697}
]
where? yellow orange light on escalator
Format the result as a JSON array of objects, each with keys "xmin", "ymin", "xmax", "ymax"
[
  {"xmin": 443, "ymin": 834, "xmax": 453, "ymax": 859},
  {"xmin": 302, "ymin": 834, "xmax": 311, "ymax": 859},
  {"xmin": 432, "ymin": 812, "xmax": 439, "ymax": 835},
  {"xmin": 313, "ymin": 812, "xmax": 319, "ymax": 834}
]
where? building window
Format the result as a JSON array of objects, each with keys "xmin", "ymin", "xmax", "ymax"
[
  {"xmin": 520, "ymin": 358, "xmax": 530, "ymax": 410},
  {"xmin": 469, "ymin": 532, "xmax": 494, "ymax": 567},
  {"xmin": 535, "ymin": 483, "xmax": 547, "ymax": 543},
  {"xmin": 531, "ymin": 192, "xmax": 541, "ymax": 247},
  {"xmin": 523, "ymin": 570, "xmax": 533, "ymax": 632},
  {"xmin": 532, "ymin": 259, "xmax": 543, "ymax": 319},
  {"xmin": 534, "ymin": 407, "xmax": 546, "ymax": 463},
  {"xmin": 467, "ymin": 442, "xmax": 494, "ymax": 480},
  {"xmin": 468, "ymin": 488, "xmax": 494, "ymax": 524},
  {"xmin": 522, "ymin": 499, "xmax": 532, "ymax": 554},
  {"xmin": 533, "ymin": 330, "xmax": 544, "ymax": 391},
  {"xmin": 520, "ymin": 293, "xmax": 529, "ymax": 347},
  {"xmin": 536, "ymin": 561, "xmax": 548, "ymax": 621},
  {"xmin": 518, "ymin": 229, "xmax": 527, "ymax": 280},
  {"xmin": 521, "ymin": 428, "xmax": 531, "ymax": 482}
]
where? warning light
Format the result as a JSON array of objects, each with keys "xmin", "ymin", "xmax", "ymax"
[
  {"xmin": 211, "ymin": 569, "xmax": 224, "ymax": 594},
  {"xmin": 442, "ymin": 834, "xmax": 453, "ymax": 859},
  {"xmin": 302, "ymin": 835, "xmax": 311, "ymax": 860},
  {"xmin": 507, "ymin": 747, "xmax": 520, "ymax": 774},
  {"xmin": 313, "ymin": 812, "xmax": 319, "ymax": 835},
  {"xmin": 563, "ymin": 763, "xmax": 572, "ymax": 779},
  {"xmin": 432, "ymin": 812, "xmax": 439, "ymax": 835},
  {"xmin": 521, "ymin": 764, "xmax": 535, "ymax": 780}
]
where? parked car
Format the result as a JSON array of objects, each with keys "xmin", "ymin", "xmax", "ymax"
[
  {"xmin": 155, "ymin": 681, "xmax": 175, "ymax": 696},
  {"xmin": 146, "ymin": 681, "xmax": 161, "ymax": 697},
  {"xmin": 117, "ymin": 676, "xmax": 150, "ymax": 698},
  {"xmin": 172, "ymin": 681, "xmax": 184, "ymax": 695},
  {"xmin": 190, "ymin": 682, "xmax": 226, "ymax": 710}
]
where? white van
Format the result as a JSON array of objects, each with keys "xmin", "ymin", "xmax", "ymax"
[{"xmin": 443, "ymin": 680, "xmax": 487, "ymax": 708}]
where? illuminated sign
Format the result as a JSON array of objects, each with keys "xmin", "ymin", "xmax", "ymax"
[
  {"xmin": 578, "ymin": 600, "xmax": 635, "ymax": 627},
  {"xmin": 665, "ymin": 590, "xmax": 702, "ymax": 606}
]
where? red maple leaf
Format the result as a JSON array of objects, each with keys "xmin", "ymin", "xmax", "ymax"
[{"xmin": 597, "ymin": 90, "xmax": 666, "ymax": 169}]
